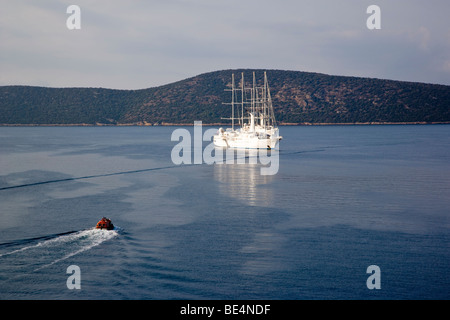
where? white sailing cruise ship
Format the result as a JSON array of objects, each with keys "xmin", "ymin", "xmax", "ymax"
[{"xmin": 213, "ymin": 71, "xmax": 282, "ymax": 149}]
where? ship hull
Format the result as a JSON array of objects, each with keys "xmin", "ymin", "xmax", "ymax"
[{"xmin": 213, "ymin": 130, "xmax": 282, "ymax": 149}]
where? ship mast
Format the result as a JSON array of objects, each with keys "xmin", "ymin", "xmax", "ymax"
[
  {"xmin": 266, "ymin": 72, "xmax": 276, "ymax": 128},
  {"xmin": 231, "ymin": 73, "xmax": 235, "ymax": 130},
  {"xmin": 252, "ymin": 72, "xmax": 256, "ymax": 118},
  {"xmin": 241, "ymin": 72, "xmax": 244, "ymax": 128},
  {"xmin": 261, "ymin": 71, "xmax": 267, "ymax": 132},
  {"xmin": 222, "ymin": 71, "xmax": 277, "ymax": 132}
]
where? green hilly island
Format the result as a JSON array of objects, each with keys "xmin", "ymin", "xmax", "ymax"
[{"xmin": 1, "ymin": 69, "xmax": 449, "ymax": 125}]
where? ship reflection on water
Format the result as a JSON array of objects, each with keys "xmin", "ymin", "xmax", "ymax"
[{"xmin": 213, "ymin": 149, "xmax": 276, "ymax": 207}]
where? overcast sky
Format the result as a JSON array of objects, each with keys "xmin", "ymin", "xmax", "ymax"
[{"xmin": 1, "ymin": 0, "xmax": 449, "ymax": 89}]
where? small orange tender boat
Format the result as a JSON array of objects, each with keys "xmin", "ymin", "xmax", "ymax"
[{"xmin": 96, "ymin": 217, "xmax": 114, "ymax": 230}]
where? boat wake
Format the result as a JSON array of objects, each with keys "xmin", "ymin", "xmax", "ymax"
[{"xmin": 0, "ymin": 228, "xmax": 121, "ymax": 272}]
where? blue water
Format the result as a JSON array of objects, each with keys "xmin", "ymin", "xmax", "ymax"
[{"xmin": 0, "ymin": 125, "xmax": 449, "ymax": 299}]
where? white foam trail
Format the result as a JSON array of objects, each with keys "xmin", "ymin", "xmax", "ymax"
[
  {"xmin": 0, "ymin": 234, "xmax": 72, "ymax": 257},
  {"xmin": 34, "ymin": 229, "xmax": 119, "ymax": 271},
  {"xmin": 0, "ymin": 228, "xmax": 120, "ymax": 271},
  {"xmin": 0, "ymin": 246, "xmax": 34, "ymax": 257}
]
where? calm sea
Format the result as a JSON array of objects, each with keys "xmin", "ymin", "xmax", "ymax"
[{"xmin": 0, "ymin": 125, "xmax": 449, "ymax": 300}]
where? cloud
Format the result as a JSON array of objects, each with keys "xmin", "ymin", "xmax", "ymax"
[
  {"xmin": 407, "ymin": 26, "xmax": 431, "ymax": 51},
  {"xmin": 1, "ymin": 0, "xmax": 449, "ymax": 88}
]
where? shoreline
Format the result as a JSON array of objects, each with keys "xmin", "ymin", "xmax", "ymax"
[{"xmin": 0, "ymin": 121, "xmax": 449, "ymax": 127}]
